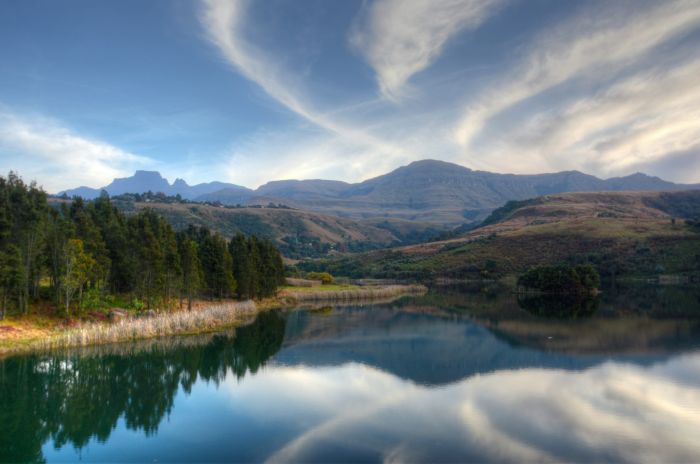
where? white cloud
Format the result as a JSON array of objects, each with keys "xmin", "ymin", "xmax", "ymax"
[
  {"xmin": 199, "ymin": 0, "xmax": 412, "ymax": 176},
  {"xmin": 220, "ymin": 354, "xmax": 700, "ymax": 462},
  {"xmin": 215, "ymin": 128, "xmax": 413, "ymax": 188},
  {"xmin": 350, "ymin": 0, "xmax": 503, "ymax": 101},
  {"xmin": 199, "ymin": 0, "xmax": 700, "ymax": 184},
  {"xmin": 480, "ymin": 57, "xmax": 700, "ymax": 177},
  {"xmin": 0, "ymin": 110, "xmax": 153, "ymax": 192},
  {"xmin": 450, "ymin": 0, "xmax": 700, "ymax": 180},
  {"xmin": 454, "ymin": 0, "xmax": 700, "ymax": 147}
]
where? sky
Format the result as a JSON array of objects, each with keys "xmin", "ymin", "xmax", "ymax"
[{"xmin": 0, "ymin": 0, "xmax": 699, "ymax": 192}]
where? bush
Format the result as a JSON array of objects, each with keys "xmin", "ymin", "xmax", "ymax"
[{"xmin": 306, "ymin": 272, "xmax": 334, "ymax": 285}]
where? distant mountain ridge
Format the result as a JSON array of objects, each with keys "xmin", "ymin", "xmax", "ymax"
[
  {"xmin": 59, "ymin": 160, "xmax": 700, "ymax": 225},
  {"xmin": 60, "ymin": 170, "xmax": 252, "ymax": 201}
]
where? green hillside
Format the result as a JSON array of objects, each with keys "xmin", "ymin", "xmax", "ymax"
[{"xmin": 302, "ymin": 191, "xmax": 700, "ymax": 280}]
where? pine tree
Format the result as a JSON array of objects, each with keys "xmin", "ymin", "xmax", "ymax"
[
  {"xmin": 229, "ymin": 233, "xmax": 253, "ymax": 299},
  {"xmin": 178, "ymin": 236, "xmax": 203, "ymax": 310},
  {"xmin": 128, "ymin": 210, "xmax": 166, "ymax": 309}
]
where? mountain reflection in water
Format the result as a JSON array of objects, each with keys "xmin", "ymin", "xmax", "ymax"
[{"xmin": 1, "ymin": 285, "xmax": 699, "ymax": 463}]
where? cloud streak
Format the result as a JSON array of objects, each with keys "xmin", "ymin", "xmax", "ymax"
[
  {"xmin": 220, "ymin": 354, "xmax": 700, "ymax": 463},
  {"xmin": 453, "ymin": 0, "xmax": 700, "ymax": 148},
  {"xmin": 200, "ymin": 0, "xmax": 416, "ymax": 184},
  {"xmin": 446, "ymin": 0, "xmax": 700, "ymax": 182},
  {"xmin": 350, "ymin": 0, "xmax": 503, "ymax": 101}
]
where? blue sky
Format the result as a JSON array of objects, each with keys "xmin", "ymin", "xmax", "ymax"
[{"xmin": 1, "ymin": 0, "xmax": 699, "ymax": 192}]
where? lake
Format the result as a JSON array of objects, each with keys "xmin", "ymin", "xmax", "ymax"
[{"xmin": 2, "ymin": 283, "xmax": 700, "ymax": 462}]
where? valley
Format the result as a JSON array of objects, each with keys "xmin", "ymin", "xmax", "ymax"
[{"xmin": 303, "ymin": 190, "xmax": 700, "ymax": 280}]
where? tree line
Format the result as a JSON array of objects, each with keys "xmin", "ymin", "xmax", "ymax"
[{"xmin": 0, "ymin": 173, "xmax": 285, "ymax": 318}]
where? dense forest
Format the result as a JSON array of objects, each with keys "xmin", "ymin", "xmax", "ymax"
[{"xmin": 0, "ymin": 173, "xmax": 285, "ymax": 319}]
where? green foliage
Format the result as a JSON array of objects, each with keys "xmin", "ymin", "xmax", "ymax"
[
  {"xmin": 306, "ymin": 271, "xmax": 334, "ymax": 284},
  {"xmin": 480, "ymin": 198, "xmax": 541, "ymax": 227},
  {"xmin": 62, "ymin": 239, "xmax": 96, "ymax": 316},
  {"xmin": 0, "ymin": 172, "xmax": 47, "ymax": 314},
  {"xmin": 0, "ymin": 172, "xmax": 288, "ymax": 317},
  {"xmin": 517, "ymin": 264, "xmax": 600, "ymax": 294},
  {"xmin": 178, "ymin": 237, "xmax": 203, "ymax": 310}
]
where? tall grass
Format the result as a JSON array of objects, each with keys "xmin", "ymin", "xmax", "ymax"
[
  {"xmin": 41, "ymin": 301, "xmax": 257, "ymax": 351},
  {"xmin": 3, "ymin": 284, "xmax": 428, "ymax": 356},
  {"xmin": 286, "ymin": 284, "xmax": 427, "ymax": 302},
  {"xmin": 54, "ymin": 328, "xmax": 239, "ymax": 359}
]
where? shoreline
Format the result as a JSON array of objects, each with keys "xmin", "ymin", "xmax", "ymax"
[{"xmin": 0, "ymin": 284, "xmax": 427, "ymax": 359}]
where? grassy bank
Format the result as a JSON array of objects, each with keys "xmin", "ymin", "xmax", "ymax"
[
  {"xmin": 0, "ymin": 284, "xmax": 426, "ymax": 358},
  {"xmin": 277, "ymin": 284, "xmax": 427, "ymax": 302}
]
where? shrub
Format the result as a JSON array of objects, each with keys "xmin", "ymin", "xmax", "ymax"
[{"xmin": 306, "ymin": 272, "xmax": 334, "ymax": 285}]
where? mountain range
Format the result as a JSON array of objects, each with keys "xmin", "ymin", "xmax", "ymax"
[
  {"xmin": 61, "ymin": 170, "xmax": 251, "ymax": 203},
  {"xmin": 60, "ymin": 160, "xmax": 700, "ymax": 225}
]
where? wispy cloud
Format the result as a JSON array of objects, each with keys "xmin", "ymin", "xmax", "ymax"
[
  {"xmin": 200, "ymin": 0, "xmax": 700, "ymax": 185},
  {"xmin": 350, "ymin": 0, "xmax": 503, "ymax": 101},
  {"xmin": 225, "ymin": 355, "xmax": 700, "ymax": 463},
  {"xmin": 199, "ymin": 0, "xmax": 413, "ymax": 181},
  {"xmin": 0, "ymin": 109, "xmax": 153, "ymax": 192},
  {"xmin": 453, "ymin": 0, "xmax": 700, "ymax": 155}
]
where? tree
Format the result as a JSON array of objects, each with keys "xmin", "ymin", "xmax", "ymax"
[
  {"xmin": 90, "ymin": 195, "xmax": 133, "ymax": 293},
  {"xmin": 4, "ymin": 173, "xmax": 47, "ymax": 313},
  {"xmin": 254, "ymin": 237, "xmax": 285, "ymax": 297},
  {"xmin": 45, "ymin": 207, "xmax": 72, "ymax": 306},
  {"xmin": 195, "ymin": 228, "xmax": 236, "ymax": 299},
  {"xmin": 128, "ymin": 211, "xmax": 167, "ymax": 309},
  {"xmin": 70, "ymin": 198, "xmax": 110, "ymax": 290},
  {"xmin": 230, "ymin": 233, "xmax": 254, "ymax": 299},
  {"xmin": 0, "ymin": 245, "xmax": 21, "ymax": 320},
  {"xmin": 178, "ymin": 237, "xmax": 203, "ymax": 310},
  {"xmin": 62, "ymin": 239, "xmax": 96, "ymax": 316},
  {"xmin": 0, "ymin": 172, "xmax": 287, "ymax": 315},
  {"xmin": 162, "ymin": 224, "xmax": 181, "ymax": 305}
]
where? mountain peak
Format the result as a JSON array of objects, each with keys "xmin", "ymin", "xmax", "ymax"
[
  {"xmin": 131, "ymin": 170, "xmax": 166, "ymax": 179},
  {"xmin": 404, "ymin": 159, "xmax": 471, "ymax": 172}
]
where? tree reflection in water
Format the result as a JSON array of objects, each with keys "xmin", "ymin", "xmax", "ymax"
[
  {"xmin": 517, "ymin": 294, "xmax": 600, "ymax": 319},
  {"xmin": 0, "ymin": 311, "xmax": 286, "ymax": 463}
]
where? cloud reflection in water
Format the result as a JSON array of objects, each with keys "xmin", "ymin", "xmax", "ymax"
[{"xmin": 221, "ymin": 354, "xmax": 700, "ymax": 462}]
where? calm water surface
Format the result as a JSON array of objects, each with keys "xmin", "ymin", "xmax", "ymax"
[{"xmin": 2, "ymin": 284, "xmax": 700, "ymax": 462}]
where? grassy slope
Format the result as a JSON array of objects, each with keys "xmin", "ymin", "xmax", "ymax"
[
  {"xmin": 131, "ymin": 202, "xmax": 442, "ymax": 259},
  {"xmin": 307, "ymin": 191, "xmax": 700, "ymax": 279}
]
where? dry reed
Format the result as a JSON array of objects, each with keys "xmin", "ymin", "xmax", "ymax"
[
  {"xmin": 41, "ymin": 300, "xmax": 257, "ymax": 351},
  {"xmin": 3, "ymin": 284, "xmax": 427, "ymax": 357},
  {"xmin": 285, "ymin": 284, "xmax": 427, "ymax": 302}
]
